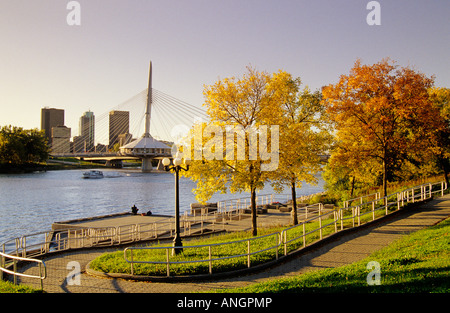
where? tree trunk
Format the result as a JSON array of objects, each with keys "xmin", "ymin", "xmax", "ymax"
[
  {"xmin": 291, "ymin": 180, "xmax": 298, "ymax": 225},
  {"xmin": 438, "ymin": 156, "xmax": 450, "ymax": 186},
  {"xmin": 251, "ymin": 187, "xmax": 257, "ymax": 236},
  {"xmin": 350, "ymin": 176, "xmax": 356, "ymax": 198},
  {"xmin": 444, "ymin": 166, "xmax": 450, "ymax": 187},
  {"xmin": 382, "ymin": 158, "xmax": 388, "ymax": 204}
]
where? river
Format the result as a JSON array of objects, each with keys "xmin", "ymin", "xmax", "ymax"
[{"xmin": 0, "ymin": 169, "xmax": 324, "ymax": 244}]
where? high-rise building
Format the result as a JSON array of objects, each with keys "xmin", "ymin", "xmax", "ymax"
[
  {"xmin": 79, "ymin": 111, "xmax": 95, "ymax": 152},
  {"xmin": 109, "ymin": 110, "xmax": 129, "ymax": 148},
  {"xmin": 41, "ymin": 107, "xmax": 64, "ymax": 145},
  {"xmin": 72, "ymin": 136, "xmax": 84, "ymax": 153},
  {"xmin": 51, "ymin": 126, "xmax": 71, "ymax": 154}
]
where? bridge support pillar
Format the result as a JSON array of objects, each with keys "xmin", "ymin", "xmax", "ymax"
[
  {"xmin": 142, "ymin": 157, "xmax": 153, "ymax": 172},
  {"xmin": 156, "ymin": 159, "xmax": 165, "ymax": 171},
  {"xmin": 106, "ymin": 159, "xmax": 123, "ymax": 168}
]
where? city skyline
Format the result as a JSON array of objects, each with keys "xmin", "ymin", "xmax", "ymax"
[
  {"xmin": 42, "ymin": 107, "xmax": 136, "ymax": 151},
  {"xmin": 1, "ymin": 1, "xmax": 449, "ymax": 134}
]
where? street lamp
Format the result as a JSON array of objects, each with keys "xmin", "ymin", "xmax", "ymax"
[{"xmin": 162, "ymin": 155, "xmax": 191, "ymax": 255}]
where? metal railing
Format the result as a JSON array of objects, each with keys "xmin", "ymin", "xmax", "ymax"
[
  {"xmin": 281, "ymin": 206, "xmax": 338, "ymax": 255},
  {"xmin": 0, "ymin": 251, "xmax": 46, "ymax": 290},
  {"xmin": 123, "ymin": 232, "xmax": 280, "ymax": 276},
  {"xmin": 216, "ymin": 191, "xmax": 325, "ymax": 213},
  {"xmin": 1, "ymin": 214, "xmax": 226, "ymax": 258},
  {"xmin": 0, "ymin": 210, "xmax": 230, "ymax": 287},
  {"xmin": 343, "ymin": 191, "xmax": 382, "ymax": 208},
  {"xmin": 281, "ymin": 181, "xmax": 447, "ymax": 256}
]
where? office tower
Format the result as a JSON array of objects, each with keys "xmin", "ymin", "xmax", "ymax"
[
  {"xmin": 41, "ymin": 107, "xmax": 64, "ymax": 144},
  {"xmin": 51, "ymin": 126, "xmax": 71, "ymax": 154},
  {"xmin": 72, "ymin": 136, "xmax": 84, "ymax": 153},
  {"xmin": 79, "ymin": 111, "xmax": 95, "ymax": 152},
  {"xmin": 109, "ymin": 110, "xmax": 129, "ymax": 148}
]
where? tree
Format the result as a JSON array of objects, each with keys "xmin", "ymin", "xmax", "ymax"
[
  {"xmin": 322, "ymin": 59, "xmax": 442, "ymax": 199},
  {"xmin": 0, "ymin": 126, "xmax": 24, "ymax": 164},
  {"xmin": 323, "ymin": 148, "xmax": 382, "ymax": 203},
  {"xmin": 182, "ymin": 67, "xmax": 282, "ymax": 236},
  {"xmin": 428, "ymin": 87, "xmax": 450, "ymax": 184},
  {"xmin": 0, "ymin": 125, "xmax": 49, "ymax": 165},
  {"xmin": 267, "ymin": 71, "xmax": 331, "ymax": 225},
  {"xmin": 23, "ymin": 128, "xmax": 50, "ymax": 163}
]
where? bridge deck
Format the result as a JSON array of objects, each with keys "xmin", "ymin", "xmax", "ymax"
[{"xmin": 80, "ymin": 156, "xmax": 140, "ymax": 161}]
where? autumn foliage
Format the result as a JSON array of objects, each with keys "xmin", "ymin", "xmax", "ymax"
[
  {"xmin": 182, "ymin": 67, "xmax": 329, "ymax": 235},
  {"xmin": 180, "ymin": 58, "xmax": 449, "ymax": 236},
  {"xmin": 322, "ymin": 58, "xmax": 444, "ymax": 198}
]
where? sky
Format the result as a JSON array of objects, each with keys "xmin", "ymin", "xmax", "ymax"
[{"xmin": 0, "ymin": 0, "xmax": 449, "ymax": 141}]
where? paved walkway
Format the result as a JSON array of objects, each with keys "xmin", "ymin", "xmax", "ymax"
[{"xmin": 17, "ymin": 194, "xmax": 450, "ymax": 293}]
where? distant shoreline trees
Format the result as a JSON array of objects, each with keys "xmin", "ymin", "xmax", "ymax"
[{"xmin": 0, "ymin": 125, "xmax": 49, "ymax": 167}]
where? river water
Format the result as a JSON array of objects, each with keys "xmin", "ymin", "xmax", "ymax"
[{"xmin": 0, "ymin": 169, "xmax": 324, "ymax": 244}]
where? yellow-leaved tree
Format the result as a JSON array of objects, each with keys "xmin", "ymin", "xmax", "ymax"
[
  {"xmin": 267, "ymin": 71, "xmax": 332, "ymax": 225},
  {"xmin": 181, "ymin": 67, "xmax": 281, "ymax": 236}
]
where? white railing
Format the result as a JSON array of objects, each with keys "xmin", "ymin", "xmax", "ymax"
[
  {"xmin": 343, "ymin": 191, "xmax": 382, "ymax": 208},
  {"xmin": 0, "ymin": 215, "xmax": 224, "ymax": 288},
  {"xmin": 1, "ymin": 215, "xmax": 226, "ymax": 258},
  {"xmin": 281, "ymin": 181, "xmax": 447, "ymax": 257},
  {"xmin": 123, "ymin": 232, "xmax": 281, "ymax": 276},
  {"xmin": 0, "ymin": 251, "xmax": 47, "ymax": 290},
  {"xmin": 216, "ymin": 191, "xmax": 325, "ymax": 213}
]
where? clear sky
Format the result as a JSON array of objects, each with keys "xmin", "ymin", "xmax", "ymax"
[{"xmin": 1, "ymin": 0, "xmax": 449, "ymax": 139}]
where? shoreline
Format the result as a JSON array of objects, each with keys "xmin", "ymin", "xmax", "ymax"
[
  {"xmin": 0, "ymin": 163, "xmax": 98, "ymax": 174},
  {"xmin": 0, "ymin": 159, "xmax": 142, "ymax": 174}
]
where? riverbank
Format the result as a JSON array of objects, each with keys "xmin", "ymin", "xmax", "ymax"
[
  {"xmin": 0, "ymin": 162, "xmax": 51, "ymax": 174},
  {"xmin": 0, "ymin": 156, "xmax": 144, "ymax": 174},
  {"xmin": 7, "ymin": 185, "xmax": 450, "ymax": 293},
  {"xmin": 0, "ymin": 160, "xmax": 102, "ymax": 174}
]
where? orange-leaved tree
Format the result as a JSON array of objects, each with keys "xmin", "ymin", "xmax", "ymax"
[
  {"xmin": 322, "ymin": 58, "xmax": 442, "ymax": 199},
  {"xmin": 428, "ymin": 87, "xmax": 450, "ymax": 185}
]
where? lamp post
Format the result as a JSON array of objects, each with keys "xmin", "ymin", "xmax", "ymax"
[{"xmin": 162, "ymin": 156, "xmax": 190, "ymax": 255}]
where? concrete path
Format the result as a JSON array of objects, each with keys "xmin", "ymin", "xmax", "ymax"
[{"xmin": 17, "ymin": 194, "xmax": 450, "ymax": 293}]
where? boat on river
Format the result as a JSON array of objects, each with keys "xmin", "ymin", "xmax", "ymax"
[{"xmin": 82, "ymin": 170, "xmax": 104, "ymax": 179}]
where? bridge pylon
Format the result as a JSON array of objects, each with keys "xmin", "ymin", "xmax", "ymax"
[{"xmin": 119, "ymin": 61, "xmax": 173, "ymax": 172}]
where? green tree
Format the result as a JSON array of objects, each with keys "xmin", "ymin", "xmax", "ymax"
[{"xmin": 0, "ymin": 125, "xmax": 49, "ymax": 165}]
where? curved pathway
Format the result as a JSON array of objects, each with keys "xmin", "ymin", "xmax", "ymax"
[{"xmin": 18, "ymin": 194, "xmax": 450, "ymax": 293}]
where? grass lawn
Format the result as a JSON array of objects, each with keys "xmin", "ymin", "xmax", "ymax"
[
  {"xmin": 89, "ymin": 203, "xmax": 397, "ymax": 277},
  {"xmin": 223, "ymin": 217, "xmax": 450, "ymax": 293},
  {"xmin": 90, "ymin": 228, "xmax": 285, "ymax": 276},
  {"xmin": 0, "ymin": 280, "xmax": 42, "ymax": 293}
]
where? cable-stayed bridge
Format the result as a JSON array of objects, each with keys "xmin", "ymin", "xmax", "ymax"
[{"xmin": 50, "ymin": 62, "xmax": 208, "ymax": 172}]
